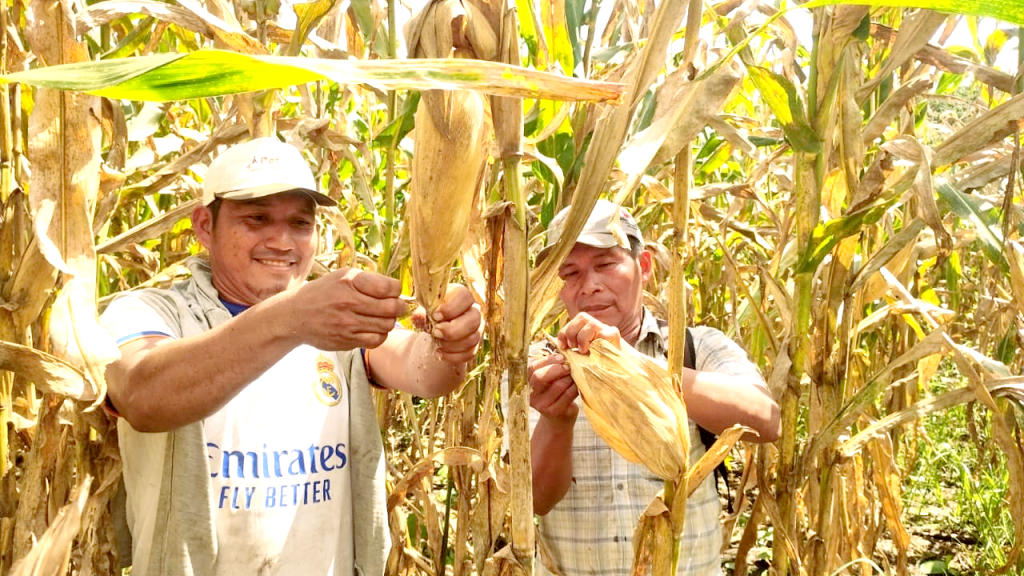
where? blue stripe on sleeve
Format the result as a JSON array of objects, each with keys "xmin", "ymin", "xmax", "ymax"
[{"xmin": 115, "ymin": 331, "xmax": 174, "ymax": 345}]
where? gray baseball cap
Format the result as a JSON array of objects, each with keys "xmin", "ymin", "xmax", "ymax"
[{"xmin": 537, "ymin": 199, "xmax": 643, "ymax": 262}]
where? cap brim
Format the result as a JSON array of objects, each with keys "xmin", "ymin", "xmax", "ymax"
[
  {"xmin": 536, "ymin": 233, "xmax": 625, "ymax": 264},
  {"xmin": 211, "ymin": 183, "xmax": 335, "ymax": 207}
]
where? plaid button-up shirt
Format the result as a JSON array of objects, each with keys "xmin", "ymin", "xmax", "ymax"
[{"xmin": 530, "ymin": 310, "xmax": 766, "ymax": 576}]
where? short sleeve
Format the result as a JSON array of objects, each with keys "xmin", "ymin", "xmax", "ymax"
[
  {"xmin": 690, "ymin": 326, "xmax": 766, "ymax": 386},
  {"xmin": 100, "ymin": 293, "xmax": 181, "ymax": 346}
]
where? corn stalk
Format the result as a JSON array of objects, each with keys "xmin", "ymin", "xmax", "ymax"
[
  {"xmin": 489, "ymin": 3, "xmax": 533, "ymax": 571},
  {"xmin": 658, "ymin": 0, "xmax": 703, "ymax": 572}
]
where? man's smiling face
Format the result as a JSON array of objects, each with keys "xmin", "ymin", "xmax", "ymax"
[{"xmin": 193, "ymin": 192, "xmax": 317, "ymax": 306}]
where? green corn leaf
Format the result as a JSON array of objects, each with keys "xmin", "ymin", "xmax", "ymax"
[
  {"xmin": 348, "ymin": 0, "xmax": 377, "ymax": 47},
  {"xmin": 287, "ymin": 0, "xmax": 340, "ymax": 57},
  {"xmin": 935, "ymin": 179, "xmax": 1007, "ymax": 271},
  {"xmin": 541, "ymin": 0, "xmax": 575, "ymax": 75},
  {"xmin": 800, "ymin": 0, "xmax": 1024, "ymax": 27},
  {"xmin": 795, "ymin": 196, "xmax": 900, "ymax": 274},
  {"xmin": 0, "ymin": 49, "xmax": 623, "ymax": 103},
  {"xmin": 747, "ymin": 66, "xmax": 821, "ymax": 154},
  {"xmin": 516, "ymin": 0, "xmax": 544, "ymax": 68},
  {"xmin": 565, "ymin": 0, "xmax": 585, "ymax": 67}
]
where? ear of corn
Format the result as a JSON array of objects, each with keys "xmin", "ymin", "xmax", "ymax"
[
  {"xmin": 558, "ymin": 339, "xmax": 690, "ymax": 479},
  {"xmin": 405, "ymin": 0, "xmax": 493, "ymax": 315},
  {"xmin": 409, "ymin": 90, "xmax": 488, "ymax": 314}
]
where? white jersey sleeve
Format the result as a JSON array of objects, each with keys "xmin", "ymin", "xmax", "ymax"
[{"xmin": 100, "ymin": 293, "xmax": 181, "ymax": 346}]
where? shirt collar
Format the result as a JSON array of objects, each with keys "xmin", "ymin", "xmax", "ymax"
[
  {"xmin": 220, "ymin": 298, "xmax": 250, "ymax": 317},
  {"xmin": 635, "ymin": 307, "xmax": 666, "ymax": 353}
]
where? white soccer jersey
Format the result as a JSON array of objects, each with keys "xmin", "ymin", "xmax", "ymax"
[{"xmin": 102, "ymin": 295, "xmax": 354, "ymax": 575}]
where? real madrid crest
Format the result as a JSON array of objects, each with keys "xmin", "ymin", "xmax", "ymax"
[{"xmin": 313, "ymin": 354, "xmax": 343, "ymax": 406}]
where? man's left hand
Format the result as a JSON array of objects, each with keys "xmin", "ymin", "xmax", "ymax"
[{"xmin": 414, "ymin": 286, "xmax": 483, "ymax": 365}]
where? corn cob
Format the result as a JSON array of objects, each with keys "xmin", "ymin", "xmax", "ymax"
[
  {"xmin": 409, "ymin": 90, "xmax": 488, "ymax": 314},
  {"xmin": 557, "ymin": 339, "xmax": 691, "ymax": 479},
  {"xmin": 405, "ymin": 0, "xmax": 493, "ymax": 315}
]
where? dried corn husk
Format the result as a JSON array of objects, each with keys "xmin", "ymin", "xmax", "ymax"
[
  {"xmin": 405, "ymin": 0, "xmax": 497, "ymax": 62},
  {"xmin": 409, "ymin": 90, "xmax": 488, "ymax": 314},
  {"xmin": 406, "ymin": 0, "xmax": 492, "ymax": 315},
  {"xmin": 558, "ymin": 338, "xmax": 690, "ymax": 479}
]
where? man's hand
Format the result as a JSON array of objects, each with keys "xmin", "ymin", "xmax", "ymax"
[
  {"xmin": 528, "ymin": 353, "xmax": 579, "ymax": 425},
  {"xmin": 291, "ymin": 267, "xmax": 406, "ymax": 351},
  {"xmin": 528, "ymin": 312, "xmax": 622, "ymax": 424},
  {"xmin": 367, "ymin": 284, "xmax": 481, "ymax": 397},
  {"xmin": 413, "ymin": 286, "xmax": 483, "ymax": 365},
  {"xmin": 557, "ymin": 312, "xmax": 622, "ymax": 354}
]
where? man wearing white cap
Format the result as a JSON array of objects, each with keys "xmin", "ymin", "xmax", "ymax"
[
  {"xmin": 101, "ymin": 137, "xmax": 482, "ymax": 576},
  {"xmin": 527, "ymin": 199, "xmax": 780, "ymax": 575}
]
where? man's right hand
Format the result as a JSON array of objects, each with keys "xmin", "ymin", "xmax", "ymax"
[
  {"xmin": 527, "ymin": 353, "xmax": 579, "ymax": 425},
  {"xmin": 528, "ymin": 350, "xmax": 580, "ymax": 515},
  {"xmin": 557, "ymin": 312, "xmax": 622, "ymax": 354},
  {"xmin": 290, "ymin": 267, "xmax": 407, "ymax": 351}
]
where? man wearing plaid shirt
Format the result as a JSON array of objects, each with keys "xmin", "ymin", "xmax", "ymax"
[{"xmin": 527, "ymin": 200, "xmax": 780, "ymax": 575}]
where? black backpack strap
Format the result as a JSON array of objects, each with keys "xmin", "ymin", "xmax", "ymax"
[
  {"xmin": 687, "ymin": 328, "xmax": 734, "ymax": 513},
  {"xmin": 684, "ymin": 326, "xmax": 696, "ymax": 371}
]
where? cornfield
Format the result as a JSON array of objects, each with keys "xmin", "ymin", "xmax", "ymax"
[{"xmin": 1, "ymin": 0, "xmax": 1024, "ymax": 573}]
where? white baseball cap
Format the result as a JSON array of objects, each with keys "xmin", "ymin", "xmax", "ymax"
[
  {"xmin": 537, "ymin": 199, "xmax": 643, "ymax": 262},
  {"xmin": 202, "ymin": 137, "xmax": 335, "ymax": 207}
]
